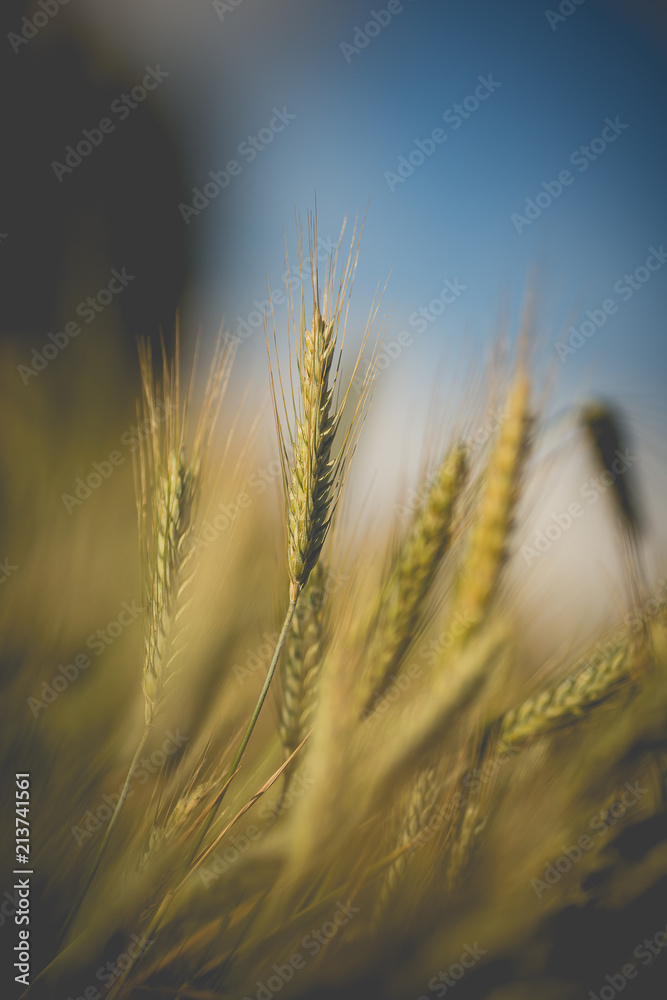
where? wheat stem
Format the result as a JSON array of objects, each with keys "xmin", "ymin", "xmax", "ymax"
[
  {"xmin": 192, "ymin": 600, "xmax": 299, "ymax": 858},
  {"xmin": 228, "ymin": 600, "xmax": 298, "ymax": 780}
]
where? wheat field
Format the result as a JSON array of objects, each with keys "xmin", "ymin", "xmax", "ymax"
[{"xmin": 1, "ymin": 218, "xmax": 666, "ymax": 1000}]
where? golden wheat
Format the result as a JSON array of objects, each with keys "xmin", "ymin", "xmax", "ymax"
[
  {"xmin": 452, "ymin": 369, "xmax": 532, "ymax": 636},
  {"xmin": 364, "ymin": 444, "xmax": 467, "ymax": 708},
  {"xmin": 15, "ymin": 222, "xmax": 667, "ymax": 1000}
]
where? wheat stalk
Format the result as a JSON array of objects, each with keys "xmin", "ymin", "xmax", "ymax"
[
  {"xmin": 209, "ymin": 216, "xmax": 380, "ymax": 819},
  {"xmin": 138, "ymin": 332, "xmax": 234, "ymax": 723},
  {"xmin": 444, "ymin": 739, "xmax": 490, "ymax": 888},
  {"xmin": 379, "ymin": 374, "xmax": 530, "ymax": 888},
  {"xmin": 445, "ymin": 786, "xmax": 484, "ymax": 888}
]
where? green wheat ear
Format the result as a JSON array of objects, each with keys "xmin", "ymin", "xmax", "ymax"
[
  {"xmin": 216, "ymin": 214, "xmax": 382, "ymax": 803},
  {"xmin": 286, "ymin": 306, "xmax": 339, "ymax": 601},
  {"xmin": 364, "ymin": 443, "xmax": 467, "ymax": 710},
  {"xmin": 271, "ymin": 213, "xmax": 379, "ymax": 603}
]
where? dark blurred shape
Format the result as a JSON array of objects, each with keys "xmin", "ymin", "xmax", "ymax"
[
  {"xmin": 0, "ymin": 1, "xmax": 187, "ymax": 362},
  {"xmin": 580, "ymin": 401, "xmax": 640, "ymax": 536}
]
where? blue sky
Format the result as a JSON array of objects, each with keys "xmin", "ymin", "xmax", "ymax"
[
  {"xmin": 171, "ymin": 0, "xmax": 666, "ymax": 405},
  {"xmin": 81, "ymin": 0, "xmax": 667, "ymax": 408}
]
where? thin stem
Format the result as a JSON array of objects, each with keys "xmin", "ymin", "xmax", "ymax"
[
  {"xmin": 228, "ymin": 599, "xmax": 298, "ymax": 780},
  {"xmin": 190, "ymin": 598, "xmax": 298, "ymax": 861},
  {"xmin": 107, "ymin": 603, "xmax": 299, "ymax": 998},
  {"xmin": 57, "ymin": 725, "xmax": 152, "ymax": 948}
]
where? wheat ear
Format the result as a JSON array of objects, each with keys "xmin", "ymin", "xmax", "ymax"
[
  {"xmin": 140, "ymin": 448, "xmax": 195, "ymax": 725},
  {"xmin": 139, "ymin": 774, "xmax": 218, "ymax": 872},
  {"xmin": 498, "ymin": 644, "xmax": 633, "ymax": 748},
  {"xmin": 450, "ymin": 631, "xmax": 642, "ymax": 879},
  {"xmin": 374, "ymin": 765, "xmax": 440, "ymax": 918},
  {"xmin": 58, "ymin": 334, "xmax": 232, "ymax": 945},
  {"xmin": 452, "ymin": 369, "xmax": 532, "ymax": 636},
  {"xmin": 445, "ymin": 744, "xmax": 488, "ymax": 887},
  {"xmin": 277, "ymin": 222, "xmax": 375, "ymax": 602},
  {"xmin": 364, "ymin": 444, "xmax": 467, "ymax": 709},
  {"xmin": 285, "ymin": 304, "xmax": 339, "ymax": 602},
  {"xmin": 218, "ymin": 216, "xmax": 378, "ymax": 797}
]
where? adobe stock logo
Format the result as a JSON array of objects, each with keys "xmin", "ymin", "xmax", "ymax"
[
  {"xmin": 212, "ymin": 0, "xmax": 244, "ymax": 19},
  {"xmin": 545, "ymin": 0, "xmax": 587, "ymax": 32}
]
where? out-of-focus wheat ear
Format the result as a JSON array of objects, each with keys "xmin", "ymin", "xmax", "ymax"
[
  {"xmin": 580, "ymin": 400, "xmax": 649, "ymax": 623},
  {"xmin": 374, "ymin": 765, "xmax": 439, "ymax": 920},
  {"xmin": 141, "ymin": 447, "xmax": 195, "ymax": 725},
  {"xmin": 452, "ymin": 368, "xmax": 532, "ymax": 637},
  {"xmin": 580, "ymin": 402, "xmax": 640, "ymax": 536},
  {"xmin": 138, "ymin": 332, "xmax": 234, "ymax": 726},
  {"xmin": 364, "ymin": 444, "xmax": 467, "ymax": 710},
  {"xmin": 443, "ymin": 733, "xmax": 494, "ymax": 888},
  {"xmin": 139, "ymin": 774, "xmax": 218, "ymax": 872},
  {"xmin": 57, "ymin": 334, "xmax": 233, "ymax": 947},
  {"xmin": 445, "ymin": 780, "xmax": 484, "ymax": 888},
  {"xmin": 497, "ymin": 641, "xmax": 635, "ymax": 748},
  {"xmin": 279, "ymin": 561, "xmax": 327, "ymax": 770}
]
